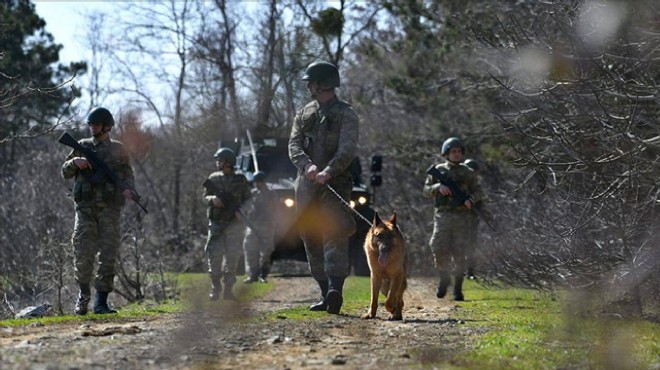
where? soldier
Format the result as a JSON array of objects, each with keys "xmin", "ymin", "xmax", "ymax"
[
  {"xmin": 61, "ymin": 107, "xmax": 135, "ymax": 315},
  {"xmin": 203, "ymin": 148, "xmax": 251, "ymax": 300},
  {"xmin": 242, "ymin": 171, "xmax": 276, "ymax": 283},
  {"xmin": 288, "ymin": 60, "xmax": 359, "ymax": 315},
  {"xmin": 423, "ymin": 137, "xmax": 483, "ymax": 301}
]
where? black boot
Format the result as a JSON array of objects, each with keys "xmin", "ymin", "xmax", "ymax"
[
  {"xmin": 466, "ymin": 267, "xmax": 476, "ymax": 280},
  {"xmin": 326, "ymin": 276, "xmax": 345, "ymax": 315},
  {"xmin": 93, "ymin": 291, "xmax": 117, "ymax": 314},
  {"xmin": 258, "ymin": 266, "xmax": 270, "ymax": 283},
  {"xmin": 243, "ymin": 274, "xmax": 259, "ymax": 284},
  {"xmin": 209, "ymin": 275, "xmax": 222, "ymax": 301},
  {"xmin": 309, "ymin": 280, "xmax": 329, "ymax": 311},
  {"xmin": 223, "ymin": 274, "xmax": 237, "ymax": 301},
  {"xmin": 74, "ymin": 284, "xmax": 91, "ymax": 315},
  {"xmin": 453, "ymin": 275, "xmax": 465, "ymax": 301},
  {"xmin": 436, "ymin": 271, "xmax": 451, "ymax": 299}
]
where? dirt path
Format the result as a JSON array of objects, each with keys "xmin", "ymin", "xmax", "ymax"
[{"xmin": 1, "ymin": 277, "xmax": 482, "ymax": 369}]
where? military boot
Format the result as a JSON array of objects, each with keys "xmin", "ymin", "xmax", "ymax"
[
  {"xmin": 309, "ymin": 280, "xmax": 329, "ymax": 311},
  {"xmin": 326, "ymin": 276, "xmax": 345, "ymax": 315},
  {"xmin": 209, "ymin": 275, "xmax": 222, "ymax": 301},
  {"xmin": 258, "ymin": 266, "xmax": 270, "ymax": 283},
  {"xmin": 453, "ymin": 275, "xmax": 465, "ymax": 301},
  {"xmin": 436, "ymin": 271, "xmax": 451, "ymax": 299},
  {"xmin": 243, "ymin": 274, "xmax": 259, "ymax": 284},
  {"xmin": 74, "ymin": 284, "xmax": 91, "ymax": 315},
  {"xmin": 93, "ymin": 291, "xmax": 118, "ymax": 314},
  {"xmin": 223, "ymin": 274, "xmax": 237, "ymax": 300}
]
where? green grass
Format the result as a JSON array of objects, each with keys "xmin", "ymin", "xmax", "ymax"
[{"xmin": 455, "ymin": 281, "xmax": 660, "ymax": 370}]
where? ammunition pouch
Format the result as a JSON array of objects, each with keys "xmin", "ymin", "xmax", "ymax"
[{"xmin": 73, "ymin": 180, "xmax": 124, "ymax": 206}]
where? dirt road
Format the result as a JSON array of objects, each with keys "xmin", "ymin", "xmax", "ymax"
[{"xmin": 1, "ymin": 276, "xmax": 481, "ymax": 369}]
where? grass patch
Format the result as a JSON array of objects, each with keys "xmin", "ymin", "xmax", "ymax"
[
  {"xmin": 456, "ymin": 280, "xmax": 660, "ymax": 370},
  {"xmin": 264, "ymin": 276, "xmax": 372, "ymax": 320},
  {"xmin": 0, "ymin": 273, "xmax": 275, "ymax": 328}
]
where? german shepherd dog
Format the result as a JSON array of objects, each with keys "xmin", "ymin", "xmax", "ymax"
[{"xmin": 362, "ymin": 212, "xmax": 408, "ymax": 321}]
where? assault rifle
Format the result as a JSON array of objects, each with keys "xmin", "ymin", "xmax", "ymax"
[
  {"xmin": 426, "ymin": 165, "xmax": 494, "ymax": 230},
  {"xmin": 58, "ymin": 132, "xmax": 148, "ymax": 213},
  {"xmin": 202, "ymin": 179, "xmax": 268, "ymax": 242}
]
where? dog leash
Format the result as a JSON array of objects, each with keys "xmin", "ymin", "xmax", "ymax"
[{"xmin": 325, "ymin": 184, "xmax": 373, "ymax": 227}]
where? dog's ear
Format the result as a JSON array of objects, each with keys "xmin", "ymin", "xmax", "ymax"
[
  {"xmin": 388, "ymin": 211, "xmax": 397, "ymax": 226},
  {"xmin": 372, "ymin": 211, "xmax": 383, "ymax": 226}
]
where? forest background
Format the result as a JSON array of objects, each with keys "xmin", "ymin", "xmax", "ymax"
[{"xmin": 1, "ymin": 0, "xmax": 658, "ymax": 320}]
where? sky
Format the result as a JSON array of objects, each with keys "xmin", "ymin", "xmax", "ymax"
[{"xmin": 33, "ymin": 1, "xmax": 116, "ymax": 65}]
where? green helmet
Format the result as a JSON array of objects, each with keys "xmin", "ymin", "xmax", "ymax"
[
  {"xmin": 252, "ymin": 171, "xmax": 267, "ymax": 182},
  {"xmin": 87, "ymin": 107, "xmax": 114, "ymax": 127},
  {"xmin": 464, "ymin": 159, "xmax": 479, "ymax": 171},
  {"xmin": 213, "ymin": 148, "xmax": 236, "ymax": 166},
  {"xmin": 441, "ymin": 137, "xmax": 465, "ymax": 156},
  {"xmin": 302, "ymin": 61, "xmax": 340, "ymax": 88}
]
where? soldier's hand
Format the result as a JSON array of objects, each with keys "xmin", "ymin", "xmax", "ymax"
[
  {"xmin": 437, "ymin": 184, "xmax": 452, "ymax": 196},
  {"xmin": 463, "ymin": 199, "xmax": 473, "ymax": 209},
  {"xmin": 315, "ymin": 171, "xmax": 332, "ymax": 185},
  {"xmin": 212, "ymin": 196, "xmax": 225, "ymax": 208},
  {"xmin": 73, "ymin": 157, "xmax": 91, "ymax": 170},
  {"xmin": 122, "ymin": 189, "xmax": 133, "ymax": 200},
  {"xmin": 304, "ymin": 163, "xmax": 319, "ymax": 181}
]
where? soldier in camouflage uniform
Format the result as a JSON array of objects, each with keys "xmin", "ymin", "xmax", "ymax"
[
  {"xmin": 423, "ymin": 137, "xmax": 483, "ymax": 301},
  {"xmin": 61, "ymin": 107, "xmax": 135, "ymax": 315},
  {"xmin": 242, "ymin": 171, "xmax": 276, "ymax": 284},
  {"xmin": 203, "ymin": 148, "xmax": 251, "ymax": 300},
  {"xmin": 288, "ymin": 60, "xmax": 359, "ymax": 315}
]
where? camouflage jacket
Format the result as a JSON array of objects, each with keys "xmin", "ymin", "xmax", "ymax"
[
  {"xmin": 288, "ymin": 96, "xmax": 359, "ymax": 182},
  {"xmin": 245, "ymin": 187, "xmax": 276, "ymax": 227},
  {"xmin": 203, "ymin": 171, "xmax": 251, "ymax": 222},
  {"xmin": 423, "ymin": 161, "xmax": 483, "ymax": 211},
  {"xmin": 61, "ymin": 136, "xmax": 134, "ymax": 208}
]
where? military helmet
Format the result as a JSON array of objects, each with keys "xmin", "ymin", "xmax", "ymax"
[
  {"xmin": 252, "ymin": 171, "xmax": 267, "ymax": 182},
  {"xmin": 213, "ymin": 148, "xmax": 237, "ymax": 166},
  {"xmin": 86, "ymin": 107, "xmax": 114, "ymax": 127},
  {"xmin": 441, "ymin": 137, "xmax": 465, "ymax": 156},
  {"xmin": 302, "ymin": 61, "xmax": 340, "ymax": 88},
  {"xmin": 464, "ymin": 159, "xmax": 479, "ymax": 171}
]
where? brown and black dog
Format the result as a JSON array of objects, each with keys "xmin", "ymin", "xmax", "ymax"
[{"xmin": 362, "ymin": 212, "xmax": 408, "ymax": 321}]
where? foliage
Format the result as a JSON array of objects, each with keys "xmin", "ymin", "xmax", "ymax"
[{"xmin": 0, "ymin": 0, "xmax": 85, "ymax": 144}]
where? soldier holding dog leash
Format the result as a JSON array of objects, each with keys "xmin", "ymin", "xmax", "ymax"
[{"xmin": 288, "ymin": 60, "xmax": 359, "ymax": 315}]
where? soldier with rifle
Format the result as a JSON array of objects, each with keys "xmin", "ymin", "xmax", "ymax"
[
  {"xmin": 241, "ymin": 171, "xmax": 277, "ymax": 284},
  {"xmin": 202, "ymin": 148, "xmax": 251, "ymax": 300},
  {"xmin": 60, "ymin": 107, "xmax": 138, "ymax": 315},
  {"xmin": 423, "ymin": 137, "xmax": 483, "ymax": 301}
]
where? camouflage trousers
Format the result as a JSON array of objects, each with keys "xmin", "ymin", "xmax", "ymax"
[
  {"xmin": 242, "ymin": 225, "xmax": 275, "ymax": 278},
  {"xmin": 205, "ymin": 219, "xmax": 246, "ymax": 284},
  {"xmin": 428, "ymin": 210, "xmax": 478, "ymax": 273},
  {"xmin": 71, "ymin": 205, "xmax": 122, "ymax": 292},
  {"xmin": 295, "ymin": 176, "xmax": 356, "ymax": 281}
]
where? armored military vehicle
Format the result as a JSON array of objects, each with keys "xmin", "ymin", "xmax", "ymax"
[{"xmin": 230, "ymin": 132, "xmax": 381, "ymax": 276}]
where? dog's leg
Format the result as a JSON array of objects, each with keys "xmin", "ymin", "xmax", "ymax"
[
  {"xmin": 385, "ymin": 277, "xmax": 401, "ymax": 319},
  {"xmin": 362, "ymin": 274, "xmax": 381, "ymax": 319},
  {"xmin": 391, "ymin": 276, "xmax": 406, "ymax": 321}
]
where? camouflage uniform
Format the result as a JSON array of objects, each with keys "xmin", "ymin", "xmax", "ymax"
[
  {"xmin": 242, "ymin": 185, "xmax": 276, "ymax": 280},
  {"xmin": 289, "ymin": 96, "xmax": 359, "ymax": 283},
  {"xmin": 61, "ymin": 137, "xmax": 134, "ymax": 293},
  {"xmin": 203, "ymin": 171, "xmax": 250, "ymax": 295},
  {"xmin": 423, "ymin": 161, "xmax": 482, "ymax": 298}
]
